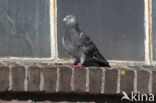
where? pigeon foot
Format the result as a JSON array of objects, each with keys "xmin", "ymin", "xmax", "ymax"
[{"xmin": 73, "ymin": 63, "xmax": 83, "ymax": 69}]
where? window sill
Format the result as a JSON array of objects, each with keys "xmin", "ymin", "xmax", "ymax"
[{"xmin": 0, "ymin": 61, "xmax": 155, "ymax": 95}]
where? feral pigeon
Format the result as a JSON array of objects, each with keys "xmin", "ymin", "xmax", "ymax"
[{"xmin": 62, "ymin": 15, "xmax": 110, "ymax": 68}]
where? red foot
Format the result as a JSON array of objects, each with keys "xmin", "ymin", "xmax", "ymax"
[{"xmin": 73, "ymin": 63, "xmax": 83, "ymax": 69}]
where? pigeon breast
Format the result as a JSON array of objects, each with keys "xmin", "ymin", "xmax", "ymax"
[{"xmin": 62, "ymin": 32, "xmax": 83, "ymax": 58}]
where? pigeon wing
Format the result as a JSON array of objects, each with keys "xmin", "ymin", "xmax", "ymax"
[{"xmin": 78, "ymin": 32, "xmax": 110, "ymax": 67}]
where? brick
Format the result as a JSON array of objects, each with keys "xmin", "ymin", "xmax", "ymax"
[
  {"xmin": 12, "ymin": 66, "xmax": 25, "ymax": 91},
  {"xmin": 74, "ymin": 69, "xmax": 86, "ymax": 92},
  {"xmin": 0, "ymin": 100, "xmax": 73, "ymax": 103},
  {"xmin": 104, "ymin": 69, "xmax": 118, "ymax": 94},
  {"xmin": 137, "ymin": 70, "xmax": 149, "ymax": 93},
  {"xmin": 44, "ymin": 66, "xmax": 57, "ymax": 93},
  {"xmin": 152, "ymin": 71, "xmax": 156, "ymax": 94},
  {"xmin": 0, "ymin": 66, "xmax": 9, "ymax": 92},
  {"xmin": 28, "ymin": 67, "xmax": 40, "ymax": 92},
  {"xmin": 37, "ymin": 101, "xmax": 53, "ymax": 103},
  {"xmin": 129, "ymin": 66, "xmax": 141, "ymax": 70},
  {"xmin": 59, "ymin": 67, "xmax": 72, "ymax": 92},
  {"xmin": 47, "ymin": 101, "xmax": 73, "ymax": 103},
  {"xmin": 0, "ymin": 100, "xmax": 10, "ymax": 103},
  {"xmin": 120, "ymin": 70, "xmax": 134, "ymax": 94},
  {"xmin": 89, "ymin": 68, "xmax": 102, "ymax": 94},
  {"xmin": 142, "ymin": 66, "xmax": 156, "ymax": 71},
  {"xmin": 35, "ymin": 101, "xmax": 52, "ymax": 103},
  {"xmin": 9, "ymin": 100, "xmax": 32, "ymax": 103},
  {"xmin": 0, "ymin": 100, "xmax": 32, "ymax": 103}
]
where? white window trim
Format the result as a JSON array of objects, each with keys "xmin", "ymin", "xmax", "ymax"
[
  {"xmin": 145, "ymin": 0, "xmax": 152, "ymax": 65},
  {"xmin": 50, "ymin": 0, "xmax": 58, "ymax": 59}
]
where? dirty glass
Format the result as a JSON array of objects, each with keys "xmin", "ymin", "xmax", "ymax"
[
  {"xmin": 0, "ymin": 0, "xmax": 51, "ymax": 57},
  {"xmin": 57, "ymin": 0, "xmax": 145, "ymax": 61},
  {"xmin": 152, "ymin": 0, "xmax": 156, "ymax": 60}
]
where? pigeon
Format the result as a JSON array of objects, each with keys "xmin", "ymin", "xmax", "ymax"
[{"xmin": 62, "ymin": 15, "xmax": 110, "ymax": 68}]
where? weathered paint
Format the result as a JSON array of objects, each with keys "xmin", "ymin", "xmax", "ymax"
[
  {"xmin": 50, "ymin": 0, "xmax": 58, "ymax": 59},
  {"xmin": 145, "ymin": 0, "xmax": 152, "ymax": 64}
]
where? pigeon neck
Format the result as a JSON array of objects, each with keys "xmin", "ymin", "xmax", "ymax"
[{"xmin": 66, "ymin": 23, "xmax": 81, "ymax": 35}]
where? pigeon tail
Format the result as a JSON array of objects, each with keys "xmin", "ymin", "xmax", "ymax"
[
  {"xmin": 93, "ymin": 52, "xmax": 110, "ymax": 67},
  {"xmin": 74, "ymin": 59, "xmax": 110, "ymax": 67}
]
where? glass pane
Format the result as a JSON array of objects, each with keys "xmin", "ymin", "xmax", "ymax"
[
  {"xmin": 57, "ymin": 0, "xmax": 145, "ymax": 61},
  {"xmin": 152, "ymin": 0, "xmax": 156, "ymax": 60},
  {"xmin": 0, "ymin": 0, "xmax": 51, "ymax": 57}
]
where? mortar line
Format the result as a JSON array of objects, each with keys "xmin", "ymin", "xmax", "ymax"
[
  {"xmin": 116, "ymin": 69, "xmax": 121, "ymax": 93},
  {"xmin": 8, "ymin": 66, "xmax": 12, "ymax": 91},
  {"xmin": 70, "ymin": 68, "xmax": 75, "ymax": 91},
  {"xmin": 24, "ymin": 66, "xmax": 29, "ymax": 91},
  {"xmin": 134, "ymin": 70, "xmax": 137, "ymax": 93},
  {"xmin": 148, "ymin": 71, "xmax": 152, "ymax": 94},
  {"xmin": 86, "ymin": 68, "xmax": 89, "ymax": 92},
  {"xmin": 56, "ymin": 67, "xmax": 60, "ymax": 92},
  {"xmin": 101, "ymin": 68, "xmax": 105, "ymax": 94},
  {"xmin": 40, "ymin": 67, "xmax": 44, "ymax": 91}
]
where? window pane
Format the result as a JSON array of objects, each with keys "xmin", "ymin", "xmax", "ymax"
[
  {"xmin": 152, "ymin": 0, "xmax": 156, "ymax": 60},
  {"xmin": 57, "ymin": 0, "xmax": 145, "ymax": 61},
  {"xmin": 0, "ymin": 0, "xmax": 51, "ymax": 57}
]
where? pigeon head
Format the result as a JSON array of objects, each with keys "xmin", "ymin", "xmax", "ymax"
[{"xmin": 63, "ymin": 15, "xmax": 76, "ymax": 26}]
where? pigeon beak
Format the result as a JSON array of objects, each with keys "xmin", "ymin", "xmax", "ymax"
[{"xmin": 62, "ymin": 18, "xmax": 67, "ymax": 22}]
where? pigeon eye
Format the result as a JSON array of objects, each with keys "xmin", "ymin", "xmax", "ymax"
[{"xmin": 68, "ymin": 17, "xmax": 71, "ymax": 20}]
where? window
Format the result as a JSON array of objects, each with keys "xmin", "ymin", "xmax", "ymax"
[
  {"xmin": 57, "ymin": 0, "xmax": 145, "ymax": 62},
  {"xmin": 0, "ymin": 0, "xmax": 155, "ymax": 65},
  {"xmin": 0, "ymin": 0, "xmax": 51, "ymax": 58}
]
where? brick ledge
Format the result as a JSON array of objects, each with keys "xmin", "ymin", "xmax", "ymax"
[{"xmin": 0, "ymin": 62, "xmax": 155, "ymax": 95}]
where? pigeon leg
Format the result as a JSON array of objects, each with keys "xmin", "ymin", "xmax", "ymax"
[
  {"xmin": 73, "ymin": 63, "xmax": 83, "ymax": 69},
  {"xmin": 73, "ymin": 57, "xmax": 85, "ymax": 68},
  {"xmin": 74, "ymin": 59, "xmax": 80, "ymax": 65}
]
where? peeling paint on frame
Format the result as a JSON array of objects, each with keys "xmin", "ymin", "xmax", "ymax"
[
  {"xmin": 50, "ymin": 0, "xmax": 58, "ymax": 59},
  {"xmin": 145, "ymin": 0, "xmax": 152, "ymax": 65}
]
